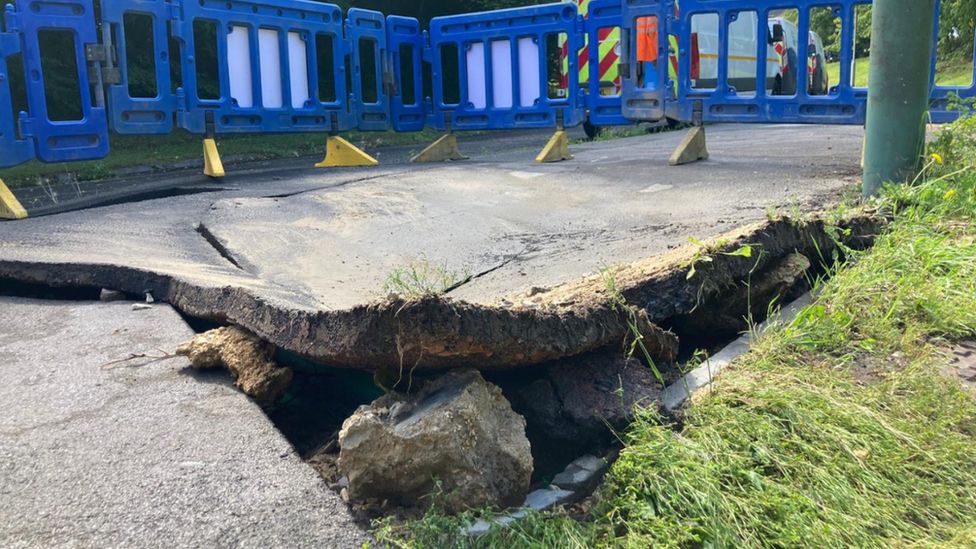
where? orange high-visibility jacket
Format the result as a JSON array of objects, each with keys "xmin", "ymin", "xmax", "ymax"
[{"xmin": 636, "ymin": 16, "xmax": 658, "ymax": 62}]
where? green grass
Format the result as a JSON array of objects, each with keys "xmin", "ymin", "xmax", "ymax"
[
  {"xmin": 0, "ymin": 129, "xmax": 444, "ymax": 189},
  {"xmin": 373, "ymin": 115, "xmax": 976, "ymax": 547},
  {"xmin": 384, "ymin": 258, "xmax": 471, "ymax": 300},
  {"xmin": 825, "ymin": 57, "xmax": 974, "ymax": 89}
]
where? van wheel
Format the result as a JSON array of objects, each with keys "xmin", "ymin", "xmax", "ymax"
[
  {"xmin": 812, "ymin": 62, "xmax": 827, "ymax": 95},
  {"xmin": 583, "ymin": 119, "xmax": 601, "ymax": 140}
]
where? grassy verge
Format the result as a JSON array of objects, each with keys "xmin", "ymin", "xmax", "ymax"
[
  {"xmin": 374, "ymin": 117, "xmax": 976, "ymax": 547},
  {"xmin": 0, "ymin": 129, "xmax": 444, "ymax": 189},
  {"xmin": 826, "ymin": 57, "xmax": 974, "ymax": 89}
]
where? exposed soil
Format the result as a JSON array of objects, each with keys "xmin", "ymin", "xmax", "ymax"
[
  {"xmin": 944, "ymin": 341, "xmax": 976, "ymax": 390},
  {"xmin": 176, "ymin": 326, "xmax": 293, "ymax": 407}
]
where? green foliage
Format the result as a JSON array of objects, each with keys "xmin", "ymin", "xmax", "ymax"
[
  {"xmin": 938, "ymin": 0, "xmax": 976, "ymax": 62},
  {"xmin": 384, "ymin": 257, "xmax": 470, "ymax": 299},
  {"xmin": 601, "ymin": 268, "xmax": 666, "ymax": 386}
]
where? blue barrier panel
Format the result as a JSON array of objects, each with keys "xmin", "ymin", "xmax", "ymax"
[
  {"xmin": 931, "ymin": 83, "xmax": 976, "ymax": 124},
  {"xmin": 347, "ymin": 8, "xmax": 389, "ymax": 131},
  {"xmin": 427, "ymin": 2, "xmax": 585, "ymax": 131},
  {"xmin": 583, "ymin": 0, "xmax": 628, "ymax": 127},
  {"xmin": 0, "ymin": 5, "xmax": 33, "ymax": 168},
  {"xmin": 8, "ymin": 0, "xmax": 109, "ymax": 163},
  {"xmin": 100, "ymin": 0, "xmax": 175, "ymax": 134},
  {"xmin": 660, "ymin": 0, "xmax": 870, "ymax": 125},
  {"xmin": 387, "ymin": 15, "xmax": 425, "ymax": 132},
  {"xmin": 173, "ymin": 0, "xmax": 355, "ymax": 134},
  {"xmin": 619, "ymin": 0, "xmax": 671, "ymax": 122}
]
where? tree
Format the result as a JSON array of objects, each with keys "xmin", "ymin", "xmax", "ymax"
[{"xmin": 938, "ymin": 0, "xmax": 976, "ymax": 61}]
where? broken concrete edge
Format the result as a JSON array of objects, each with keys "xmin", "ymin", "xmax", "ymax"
[
  {"xmin": 661, "ymin": 291, "xmax": 813, "ymax": 411},
  {"xmin": 0, "ymin": 211, "xmax": 883, "ymax": 371},
  {"xmin": 528, "ymin": 210, "xmax": 884, "ymax": 326},
  {"xmin": 0, "ymin": 261, "xmax": 674, "ymax": 370},
  {"xmin": 462, "ymin": 454, "xmax": 609, "ymax": 539}
]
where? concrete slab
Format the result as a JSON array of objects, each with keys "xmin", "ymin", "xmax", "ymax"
[
  {"xmin": 0, "ymin": 125, "xmax": 867, "ymax": 370},
  {"xmin": 202, "ymin": 125, "xmax": 861, "ymax": 309},
  {"xmin": 0, "ymin": 297, "xmax": 369, "ymax": 548}
]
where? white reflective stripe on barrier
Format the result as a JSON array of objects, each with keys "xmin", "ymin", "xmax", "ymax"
[
  {"xmin": 491, "ymin": 39, "xmax": 513, "ymax": 108},
  {"xmin": 259, "ymin": 28, "xmax": 283, "ymax": 109},
  {"xmin": 287, "ymin": 32, "xmax": 309, "ymax": 109},
  {"xmin": 228, "ymin": 26, "xmax": 254, "ymax": 108},
  {"xmin": 467, "ymin": 42, "xmax": 487, "ymax": 109},
  {"xmin": 518, "ymin": 37, "xmax": 540, "ymax": 107}
]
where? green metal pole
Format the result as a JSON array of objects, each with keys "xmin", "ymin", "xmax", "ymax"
[{"xmin": 862, "ymin": 0, "xmax": 937, "ymax": 197}]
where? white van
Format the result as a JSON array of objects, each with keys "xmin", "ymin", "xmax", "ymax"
[{"xmin": 690, "ymin": 13, "xmax": 799, "ymax": 95}]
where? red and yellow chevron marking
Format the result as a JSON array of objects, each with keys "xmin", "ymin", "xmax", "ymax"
[
  {"xmin": 560, "ymin": 0, "xmax": 620, "ymax": 89},
  {"xmin": 668, "ymin": 34, "xmax": 679, "ymax": 81}
]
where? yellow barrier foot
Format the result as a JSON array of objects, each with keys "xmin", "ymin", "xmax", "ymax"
[
  {"xmin": 410, "ymin": 133, "xmax": 467, "ymax": 163},
  {"xmin": 669, "ymin": 126, "xmax": 709, "ymax": 166},
  {"xmin": 0, "ymin": 178, "xmax": 27, "ymax": 220},
  {"xmin": 203, "ymin": 138, "xmax": 225, "ymax": 178},
  {"xmin": 315, "ymin": 136, "xmax": 379, "ymax": 168},
  {"xmin": 535, "ymin": 130, "xmax": 573, "ymax": 163}
]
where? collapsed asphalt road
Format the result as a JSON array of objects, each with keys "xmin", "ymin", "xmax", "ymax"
[{"xmin": 0, "ymin": 124, "xmax": 868, "ymax": 371}]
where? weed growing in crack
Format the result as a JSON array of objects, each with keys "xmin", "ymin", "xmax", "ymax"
[
  {"xmin": 685, "ymin": 237, "xmax": 758, "ymax": 313},
  {"xmin": 684, "ymin": 237, "xmax": 754, "ymax": 280},
  {"xmin": 384, "ymin": 257, "xmax": 471, "ymax": 299},
  {"xmin": 740, "ymin": 247, "xmax": 767, "ymax": 339},
  {"xmin": 600, "ymin": 268, "xmax": 666, "ymax": 386}
]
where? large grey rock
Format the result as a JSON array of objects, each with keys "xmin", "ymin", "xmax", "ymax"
[{"xmin": 338, "ymin": 369, "xmax": 533, "ymax": 512}]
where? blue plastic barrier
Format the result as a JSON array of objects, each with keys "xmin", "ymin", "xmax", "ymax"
[
  {"xmin": 5, "ymin": 0, "xmax": 109, "ymax": 164},
  {"xmin": 347, "ymin": 8, "xmax": 389, "ymax": 131},
  {"xmin": 0, "ymin": 5, "xmax": 33, "ymax": 168},
  {"xmin": 619, "ymin": 0, "xmax": 670, "ymax": 122},
  {"xmin": 651, "ymin": 0, "xmax": 872, "ymax": 125},
  {"xmin": 4, "ymin": 0, "xmax": 976, "ymax": 172},
  {"xmin": 387, "ymin": 15, "xmax": 425, "ymax": 132},
  {"xmin": 172, "ymin": 0, "xmax": 356, "ymax": 134},
  {"xmin": 101, "ymin": 0, "xmax": 175, "ymax": 134},
  {"xmin": 582, "ymin": 0, "xmax": 629, "ymax": 127},
  {"xmin": 426, "ymin": 3, "xmax": 585, "ymax": 131}
]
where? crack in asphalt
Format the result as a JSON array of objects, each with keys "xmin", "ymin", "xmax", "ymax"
[
  {"xmin": 444, "ymin": 251, "xmax": 526, "ymax": 294},
  {"xmin": 195, "ymin": 223, "xmax": 246, "ymax": 271},
  {"xmin": 262, "ymin": 174, "xmax": 394, "ymax": 200}
]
